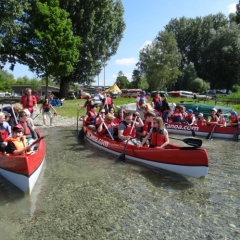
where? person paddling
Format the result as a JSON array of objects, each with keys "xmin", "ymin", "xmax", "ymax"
[{"xmin": 140, "ymin": 117, "xmax": 169, "ymax": 148}]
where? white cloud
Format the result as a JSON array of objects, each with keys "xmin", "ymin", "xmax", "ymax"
[
  {"xmin": 140, "ymin": 41, "xmax": 152, "ymax": 50},
  {"xmin": 115, "ymin": 58, "xmax": 138, "ymax": 66},
  {"xmin": 227, "ymin": 3, "xmax": 236, "ymax": 13}
]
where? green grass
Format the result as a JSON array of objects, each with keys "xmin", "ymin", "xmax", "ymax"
[{"xmin": 54, "ymin": 96, "xmax": 240, "ymax": 119}]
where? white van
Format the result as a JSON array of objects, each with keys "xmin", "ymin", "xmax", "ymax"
[{"xmin": 179, "ymin": 91, "xmax": 194, "ymax": 98}]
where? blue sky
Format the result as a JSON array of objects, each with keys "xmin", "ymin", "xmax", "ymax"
[{"xmin": 3, "ymin": 0, "xmax": 238, "ymax": 87}]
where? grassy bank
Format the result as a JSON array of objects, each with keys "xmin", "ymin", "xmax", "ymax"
[{"xmin": 55, "ymin": 96, "xmax": 240, "ymax": 119}]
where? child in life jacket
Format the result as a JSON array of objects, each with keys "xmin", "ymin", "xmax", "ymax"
[
  {"xmin": 4, "ymin": 124, "xmax": 32, "ymax": 156},
  {"xmin": 216, "ymin": 108, "xmax": 226, "ymax": 127},
  {"xmin": 206, "ymin": 108, "xmax": 219, "ymax": 126},
  {"xmin": 40, "ymin": 98, "xmax": 58, "ymax": 127},
  {"xmin": 0, "ymin": 112, "xmax": 12, "ymax": 153},
  {"xmin": 140, "ymin": 117, "xmax": 169, "ymax": 148},
  {"xmin": 97, "ymin": 113, "xmax": 115, "ymax": 139},
  {"xmin": 229, "ymin": 111, "xmax": 239, "ymax": 127},
  {"xmin": 184, "ymin": 109, "xmax": 196, "ymax": 125},
  {"xmin": 195, "ymin": 113, "xmax": 206, "ymax": 126}
]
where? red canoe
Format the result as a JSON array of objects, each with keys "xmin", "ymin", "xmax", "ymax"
[
  {"xmin": 0, "ymin": 130, "xmax": 46, "ymax": 194},
  {"xmin": 83, "ymin": 126, "xmax": 209, "ymax": 179},
  {"xmin": 165, "ymin": 123, "xmax": 239, "ymax": 140}
]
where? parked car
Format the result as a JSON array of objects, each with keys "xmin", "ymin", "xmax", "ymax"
[{"xmin": 201, "ymin": 90, "xmax": 216, "ymax": 99}]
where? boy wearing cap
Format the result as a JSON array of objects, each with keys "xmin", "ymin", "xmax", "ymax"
[
  {"xmin": 184, "ymin": 109, "xmax": 196, "ymax": 125},
  {"xmin": 4, "ymin": 124, "xmax": 31, "ymax": 156},
  {"xmin": 136, "ymin": 91, "xmax": 146, "ymax": 110},
  {"xmin": 206, "ymin": 108, "xmax": 219, "ymax": 126},
  {"xmin": 229, "ymin": 111, "xmax": 239, "ymax": 127}
]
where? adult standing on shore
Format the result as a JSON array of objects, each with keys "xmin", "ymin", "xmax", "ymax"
[{"xmin": 20, "ymin": 88, "xmax": 38, "ymax": 117}]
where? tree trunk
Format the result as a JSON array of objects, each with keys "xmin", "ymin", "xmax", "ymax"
[{"xmin": 60, "ymin": 76, "xmax": 71, "ymax": 98}]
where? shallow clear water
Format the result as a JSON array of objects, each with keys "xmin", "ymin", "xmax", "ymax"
[{"xmin": 0, "ymin": 127, "xmax": 239, "ymax": 239}]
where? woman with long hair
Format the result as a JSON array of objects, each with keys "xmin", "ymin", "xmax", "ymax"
[{"xmin": 140, "ymin": 116, "xmax": 169, "ymax": 148}]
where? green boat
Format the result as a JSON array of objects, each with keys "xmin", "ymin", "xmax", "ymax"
[{"xmin": 178, "ymin": 103, "xmax": 233, "ymax": 118}]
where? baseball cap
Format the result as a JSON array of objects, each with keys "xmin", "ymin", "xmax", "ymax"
[
  {"xmin": 12, "ymin": 124, "xmax": 24, "ymax": 132},
  {"xmin": 231, "ymin": 111, "xmax": 237, "ymax": 116},
  {"xmin": 141, "ymin": 91, "xmax": 146, "ymax": 95},
  {"xmin": 187, "ymin": 109, "xmax": 193, "ymax": 114},
  {"xmin": 198, "ymin": 113, "xmax": 203, "ymax": 117},
  {"xmin": 211, "ymin": 108, "xmax": 217, "ymax": 112}
]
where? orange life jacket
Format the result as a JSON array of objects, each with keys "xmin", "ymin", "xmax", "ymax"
[
  {"xmin": 150, "ymin": 129, "xmax": 165, "ymax": 147},
  {"xmin": 100, "ymin": 122, "xmax": 114, "ymax": 139},
  {"xmin": 4, "ymin": 136, "xmax": 28, "ymax": 156}
]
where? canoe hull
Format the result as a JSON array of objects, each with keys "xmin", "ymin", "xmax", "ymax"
[
  {"xmin": 0, "ymin": 130, "xmax": 46, "ymax": 194},
  {"xmin": 84, "ymin": 127, "xmax": 209, "ymax": 179},
  {"xmin": 165, "ymin": 123, "xmax": 239, "ymax": 140}
]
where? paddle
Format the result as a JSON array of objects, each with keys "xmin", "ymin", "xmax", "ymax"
[
  {"xmin": 33, "ymin": 112, "xmax": 41, "ymax": 120},
  {"xmin": 169, "ymin": 137, "xmax": 202, "ymax": 148},
  {"xmin": 206, "ymin": 124, "xmax": 217, "ymax": 140},
  {"xmin": 78, "ymin": 126, "xmax": 85, "ymax": 139},
  {"xmin": 99, "ymin": 115, "xmax": 114, "ymax": 140},
  {"xmin": 187, "ymin": 122, "xmax": 196, "ymax": 137},
  {"xmin": 117, "ymin": 118, "xmax": 137, "ymax": 163},
  {"xmin": 233, "ymin": 124, "xmax": 239, "ymax": 141},
  {"xmin": 11, "ymin": 104, "xmax": 18, "ymax": 124},
  {"xmin": 30, "ymin": 135, "xmax": 46, "ymax": 147}
]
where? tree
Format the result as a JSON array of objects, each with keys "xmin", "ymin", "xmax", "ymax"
[
  {"xmin": 202, "ymin": 23, "xmax": 240, "ymax": 92},
  {"xmin": 165, "ymin": 14, "xmax": 228, "ymax": 79},
  {"xmin": 236, "ymin": 0, "xmax": 240, "ymax": 24},
  {"xmin": 58, "ymin": 0, "xmax": 126, "ymax": 97},
  {"xmin": 178, "ymin": 62, "xmax": 197, "ymax": 90},
  {"xmin": 115, "ymin": 71, "xmax": 130, "ymax": 89},
  {"xmin": 0, "ymin": 69, "xmax": 15, "ymax": 92},
  {"xmin": 16, "ymin": 0, "xmax": 80, "ymax": 94},
  {"xmin": 137, "ymin": 30, "xmax": 182, "ymax": 91},
  {"xmin": 0, "ymin": 0, "xmax": 28, "ymax": 68},
  {"xmin": 189, "ymin": 78, "xmax": 209, "ymax": 93}
]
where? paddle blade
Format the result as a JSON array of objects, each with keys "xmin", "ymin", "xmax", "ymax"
[
  {"xmin": 183, "ymin": 138, "xmax": 202, "ymax": 148},
  {"xmin": 117, "ymin": 152, "xmax": 125, "ymax": 162},
  {"xmin": 78, "ymin": 127, "xmax": 85, "ymax": 140}
]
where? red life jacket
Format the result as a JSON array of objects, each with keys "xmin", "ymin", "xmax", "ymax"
[
  {"xmin": 197, "ymin": 119, "xmax": 206, "ymax": 126},
  {"xmin": 43, "ymin": 103, "xmax": 51, "ymax": 112},
  {"xmin": 142, "ymin": 121, "xmax": 152, "ymax": 133},
  {"xmin": 19, "ymin": 121, "xmax": 31, "ymax": 135},
  {"xmin": 106, "ymin": 97, "xmax": 113, "ymax": 106},
  {"xmin": 21, "ymin": 95, "xmax": 36, "ymax": 112},
  {"xmin": 217, "ymin": 116, "xmax": 225, "ymax": 125},
  {"xmin": 206, "ymin": 115, "xmax": 218, "ymax": 125},
  {"xmin": 122, "ymin": 121, "xmax": 136, "ymax": 138},
  {"xmin": 153, "ymin": 97, "xmax": 162, "ymax": 110},
  {"xmin": 85, "ymin": 111, "xmax": 97, "ymax": 125},
  {"xmin": 0, "ymin": 123, "xmax": 9, "ymax": 141},
  {"xmin": 100, "ymin": 122, "xmax": 114, "ymax": 138},
  {"xmin": 230, "ymin": 115, "xmax": 238, "ymax": 124},
  {"xmin": 185, "ymin": 114, "xmax": 195, "ymax": 124},
  {"xmin": 172, "ymin": 111, "xmax": 182, "ymax": 123},
  {"xmin": 150, "ymin": 129, "xmax": 165, "ymax": 147}
]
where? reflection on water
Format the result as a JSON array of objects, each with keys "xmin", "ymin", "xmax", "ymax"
[{"xmin": 0, "ymin": 127, "xmax": 239, "ymax": 239}]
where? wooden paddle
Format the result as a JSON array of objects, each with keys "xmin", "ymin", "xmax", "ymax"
[
  {"xmin": 117, "ymin": 118, "xmax": 137, "ymax": 163},
  {"xmin": 206, "ymin": 124, "xmax": 217, "ymax": 140},
  {"xmin": 169, "ymin": 137, "xmax": 202, "ymax": 148}
]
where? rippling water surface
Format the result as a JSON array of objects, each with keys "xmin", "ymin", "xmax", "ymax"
[{"xmin": 0, "ymin": 127, "xmax": 239, "ymax": 240}]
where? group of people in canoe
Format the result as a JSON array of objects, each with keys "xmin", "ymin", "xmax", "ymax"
[
  {"xmin": 81, "ymin": 91, "xmax": 240, "ymax": 147},
  {"xmin": 0, "ymin": 88, "xmax": 58, "ymax": 155}
]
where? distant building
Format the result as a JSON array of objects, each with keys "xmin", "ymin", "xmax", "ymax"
[{"xmin": 6, "ymin": 84, "xmax": 60, "ymax": 96}]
